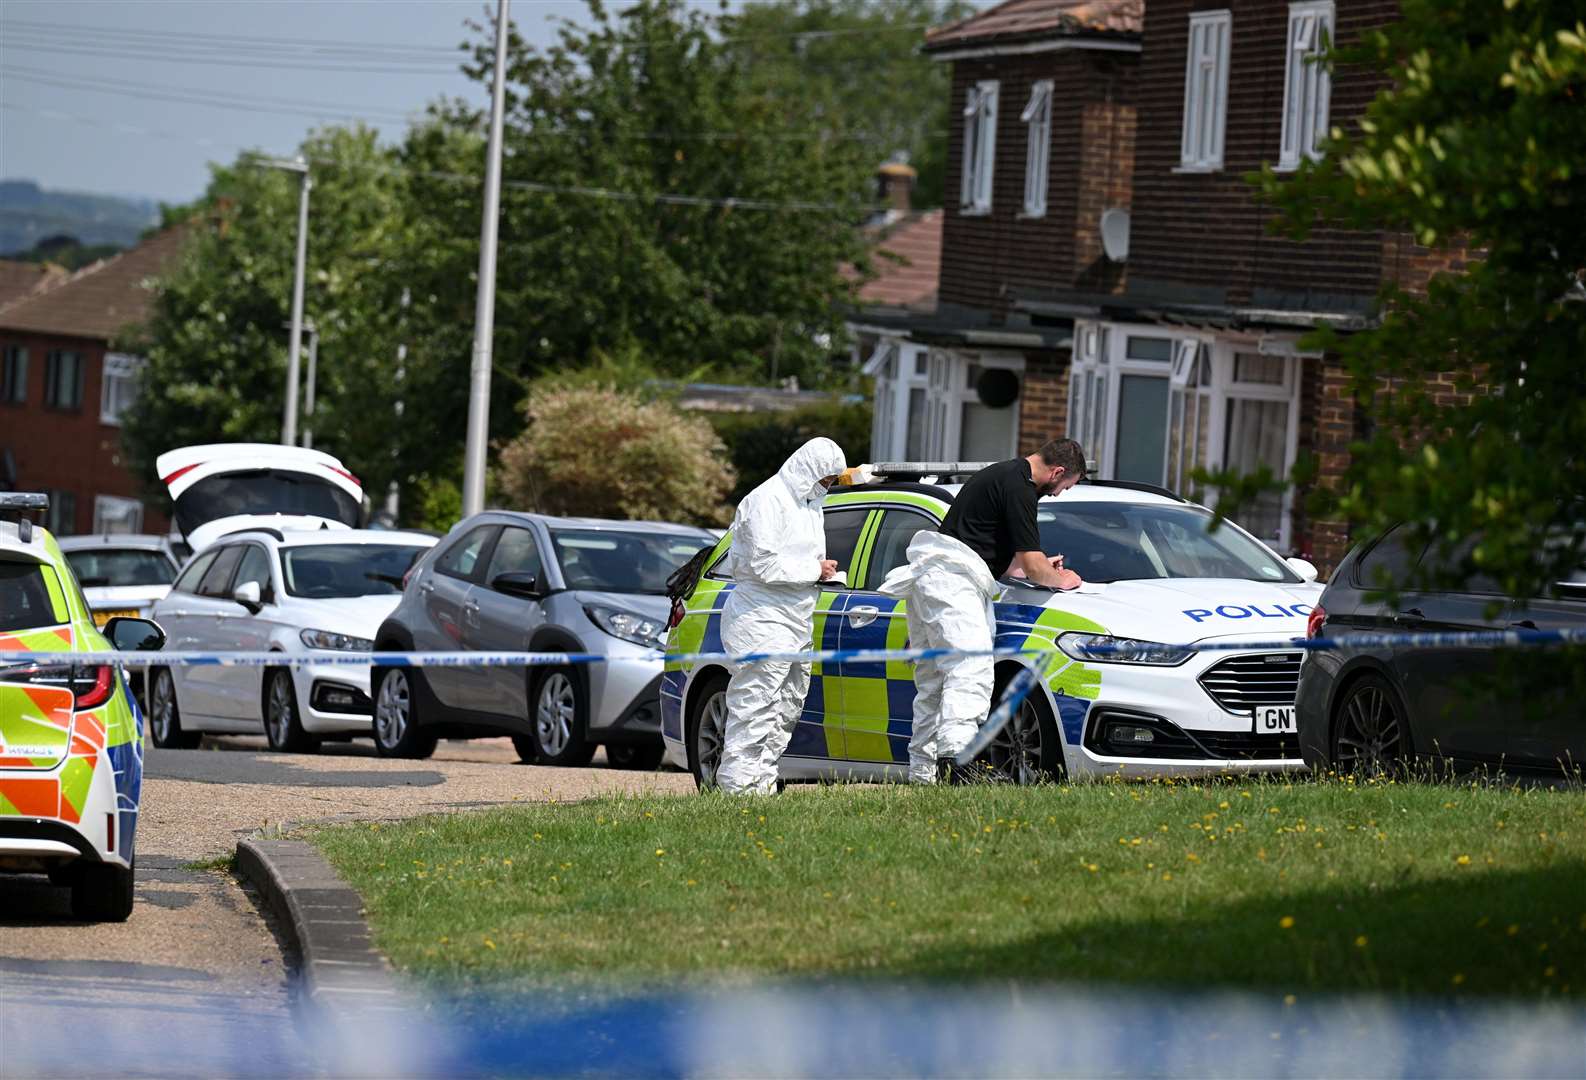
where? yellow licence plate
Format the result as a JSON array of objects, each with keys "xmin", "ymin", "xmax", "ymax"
[{"xmin": 93, "ymin": 609, "xmax": 140, "ymax": 627}]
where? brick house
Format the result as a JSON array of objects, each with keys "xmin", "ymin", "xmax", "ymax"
[
  {"xmin": 853, "ymin": 0, "xmax": 1143, "ymax": 465},
  {"xmin": 0, "ymin": 228, "xmax": 187, "ymax": 536},
  {"xmin": 878, "ymin": 0, "xmax": 1429, "ymax": 568}
]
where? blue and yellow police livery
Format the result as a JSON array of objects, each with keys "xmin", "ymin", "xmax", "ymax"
[{"xmin": 661, "ymin": 466, "xmax": 1322, "ymax": 785}]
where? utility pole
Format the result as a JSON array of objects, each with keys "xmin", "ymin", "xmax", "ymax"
[
  {"xmin": 259, "ymin": 155, "xmax": 312, "ymax": 446},
  {"xmin": 461, "ymin": 0, "xmax": 511, "ymax": 517},
  {"xmin": 302, "ymin": 325, "xmax": 319, "ymax": 450}
]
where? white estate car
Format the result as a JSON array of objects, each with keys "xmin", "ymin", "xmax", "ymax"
[
  {"xmin": 147, "ymin": 527, "xmax": 436, "ymax": 751},
  {"xmin": 663, "ymin": 466, "xmax": 1324, "ymax": 784}
]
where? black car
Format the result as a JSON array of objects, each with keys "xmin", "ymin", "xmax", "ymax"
[{"xmin": 1296, "ymin": 525, "xmax": 1586, "ymax": 777}]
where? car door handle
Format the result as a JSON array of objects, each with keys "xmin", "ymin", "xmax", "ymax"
[
  {"xmin": 419, "ymin": 582, "xmax": 435, "ymax": 594},
  {"xmin": 848, "ymin": 605, "xmax": 880, "ymax": 629},
  {"xmin": 1394, "ymin": 608, "xmax": 1424, "ymax": 626},
  {"xmin": 1508, "ymin": 619, "xmax": 1538, "ymax": 630}
]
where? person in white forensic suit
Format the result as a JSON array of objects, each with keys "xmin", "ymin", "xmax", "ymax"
[
  {"xmin": 715, "ymin": 437, "xmax": 848, "ymax": 795},
  {"xmin": 880, "ymin": 439, "xmax": 1086, "ymax": 783}
]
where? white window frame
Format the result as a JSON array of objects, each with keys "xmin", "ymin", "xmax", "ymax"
[
  {"xmin": 1021, "ymin": 80, "xmax": 1054, "ymax": 217},
  {"xmin": 1279, "ymin": 0, "xmax": 1334, "ymax": 170},
  {"xmin": 100, "ymin": 352, "xmax": 144, "ymax": 426},
  {"xmin": 959, "ymin": 80, "xmax": 999, "ymax": 215},
  {"xmin": 1071, "ymin": 322, "xmax": 1307, "ymax": 552},
  {"xmin": 922, "ymin": 349, "xmax": 1023, "ymax": 461},
  {"xmin": 92, "ymin": 494, "xmax": 144, "ymax": 535},
  {"xmin": 864, "ymin": 338, "xmax": 931, "ymax": 461},
  {"xmin": 1179, "ymin": 10, "xmax": 1231, "ymax": 170}
]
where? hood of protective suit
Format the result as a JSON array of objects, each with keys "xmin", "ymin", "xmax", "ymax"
[
  {"xmin": 727, "ymin": 437, "xmax": 848, "ymax": 589},
  {"xmin": 777, "ymin": 438, "xmax": 847, "ymax": 505}
]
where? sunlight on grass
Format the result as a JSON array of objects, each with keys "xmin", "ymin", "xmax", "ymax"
[{"xmin": 311, "ymin": 777, "xmax": 1585, "ymax": 999}]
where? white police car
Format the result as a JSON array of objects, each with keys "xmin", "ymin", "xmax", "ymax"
[{"xmin": 663, "ymin": 465, "xmax": 1321, "ymax": 784}]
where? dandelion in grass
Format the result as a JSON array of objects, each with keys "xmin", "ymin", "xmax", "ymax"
[
  {"xmin": 1355, "ymin": 935, "xmax": 1368, "ymax": 948},
  {"xmin": 1456, "ymin": 854, "xmax": 1472, "ymax": 866},
  {"xmin": 1279, "ymin": 916, "xmax": 1296, "ymax": 929}
]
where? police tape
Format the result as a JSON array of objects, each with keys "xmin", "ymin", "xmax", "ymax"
[{"xmin": 4, "ymin": 623, "xmax": 1586, "ymax": 672}]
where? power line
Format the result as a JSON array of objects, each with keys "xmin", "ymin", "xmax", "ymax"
[{"xmin": 1, "ymin": 16, "xmax": 463, "ymax": 56}]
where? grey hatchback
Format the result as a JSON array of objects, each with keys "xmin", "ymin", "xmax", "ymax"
[{"xmin": 370, "ymin": 512, "xmax": 716, "ymax": 767}]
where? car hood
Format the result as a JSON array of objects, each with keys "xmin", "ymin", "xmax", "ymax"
[
  {"xmin": 1011, "ymin": 577, "xmax": 1323, "ymax": 643},
  {"xmin": 280, "ymin": 594, "xmax": 405, "ymax": 638},
  {"xmin": 569, "ymin": 591, "xmax": 671, "ymax": 622}
]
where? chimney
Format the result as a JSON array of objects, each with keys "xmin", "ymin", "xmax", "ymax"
[{"xmin": 876, "ymin": 160, "xmax": 916, "ymax": 214}]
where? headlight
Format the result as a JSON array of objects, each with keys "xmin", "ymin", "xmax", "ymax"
[
  {"xmin": 1056, "ymin": 632, "xmax": 1193, "ymax": 666},
  {"xmin": 585, "ymin": 605, "xmax": 667, "ymax": 648},
  {"xmin": 299, "ymin": 628, "xmax": 374, "ymax": 652}
]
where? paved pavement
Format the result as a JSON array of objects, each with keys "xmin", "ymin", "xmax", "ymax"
[{"xmin": 1, "ymin": 735, "xmax": 692, "ymax": 1077}]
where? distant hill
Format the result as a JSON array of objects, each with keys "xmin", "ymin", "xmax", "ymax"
[{"xmin": 0, "ymin": 179, "xmax": 161, "ymax": 256}]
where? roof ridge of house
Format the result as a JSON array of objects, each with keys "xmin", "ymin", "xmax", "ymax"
[{"xmin": 924, "ymin": 0, "xmax": 1026, "ymax": 44}]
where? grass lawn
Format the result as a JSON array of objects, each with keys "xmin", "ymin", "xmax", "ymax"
[{"xmin": 311, "ymin": 778, "xmax": 1585, "ymax": 999}]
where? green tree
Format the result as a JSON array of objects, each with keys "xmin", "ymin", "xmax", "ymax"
[
  {"xmin": 495, "ymin": 384, "xmax": 737, "ymax": 525},
  {"xmin": 1237, "ymin": 0, "xmax": 1586, "ymax": 596},
  {"xmin": 721, "ymin": 0, "xmax": 975, "ymax": 209}
]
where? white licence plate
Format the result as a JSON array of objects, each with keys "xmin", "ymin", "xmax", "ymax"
[{"xmin": 1253, "ymin": 706, "xmax": 1297, "ymax": 734}]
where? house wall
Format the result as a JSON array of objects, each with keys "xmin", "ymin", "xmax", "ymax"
[
  {"xmin": 1016, "ymin": 348, "xmax": 1072, "ymax": 454},
  {"xmin": 0, "ymin": 330, "xmax": 167, "ymax": 536},
  {"xmin": 1127, "ymin": 0, "xmax": 1397, "ymax": 312},
  {"xmin": 939, "ymin": 48, "xmax": 1139, "ymax": 316}
]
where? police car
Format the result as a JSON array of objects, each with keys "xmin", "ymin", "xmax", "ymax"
[
  {"xmin": 1, "ymin": 494, "xmax": 166, "ymax": 920},
  {"xmin": 662, "ymin": 464, "xmax": 1321, "ymax": 784}
]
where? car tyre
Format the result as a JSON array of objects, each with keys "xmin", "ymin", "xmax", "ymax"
[
  {"xmin": 372, "ymin": 667, "xmax": 437, "ymax": 760},
  {"xmin": 510, "ymin": 734, "xmax": 538, "ymax": 764},
  {"xmin": 685, "ymin": 671, "xmax": 729, "ymax": 791},
  {"xmin": 1329, "ymin": 673, "xmax": 1412, "ymax": 776},
  {"xmin": 606, "ymin": 743, "xmax": 665, "ymax": 771},
  {"xmin": 71, "ymin": 861, "xmax": 134, "ymax": 922},
  {"xmin": 148, "ymin": 668, "xmax": 200, "ymax": 750},
  {"xmin": 263, "ymin": 668, "xmax": 320, "ymax": 754},
  {"xmin": 530, "ymin": 668, "xmax": 596, "ymax": 767},
  {"xmin": 979, "ymin": 666, "xmax": 1065, "ymax": 785}
]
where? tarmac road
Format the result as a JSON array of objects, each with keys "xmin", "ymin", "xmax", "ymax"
[{"xmin": 0, "ymin": 735, "xmax": 693, "ymax": 1077}]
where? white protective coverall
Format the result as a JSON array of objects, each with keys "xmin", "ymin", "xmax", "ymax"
[
  {"xmin": 879, "ymin": 531, "xmax": 1000, "ymax": 783},
  {"xmin": 716, "ymin": 437, "xmax": 848, "ymax": 795}
]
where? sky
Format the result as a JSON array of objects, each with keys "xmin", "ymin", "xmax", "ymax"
[{"xmin": 0, "ymin": 0, "xmax": 735, "ymax": 204}]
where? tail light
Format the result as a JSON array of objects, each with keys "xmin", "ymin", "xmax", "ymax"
[
  {"xmin": 1306, "ymin": 604, "xmax": 1326, "ymax": 639},
  {"xmin": 2, "ymin": 664, "xmax": 116, "ymax": 709}
]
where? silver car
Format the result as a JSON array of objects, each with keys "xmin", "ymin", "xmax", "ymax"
[
  {"xmin": 57, "ymin": 534, "xmax": 186, "ymax": 627},
  {"xmin": 371, "ymin": 512, "xmax": 716, "ymax": 769}
]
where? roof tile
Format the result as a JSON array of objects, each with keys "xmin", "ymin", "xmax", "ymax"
[
  {"xmin": 924, "ymin": 0, "xmax": 1143, "ymax": 51},
  {"xmin": 0, "ymin": 226, "xmax": 189, "ymax": 341}
]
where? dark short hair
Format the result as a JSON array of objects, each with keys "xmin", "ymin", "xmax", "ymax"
[{"xmin": 1036, "ymin": 438, "xmax": 1086, "ymax": 477}]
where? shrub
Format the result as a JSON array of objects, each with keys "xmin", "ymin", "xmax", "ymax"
[{"xmin": 496, "ymin": 385, "xmax": 737, "ymax": 527}]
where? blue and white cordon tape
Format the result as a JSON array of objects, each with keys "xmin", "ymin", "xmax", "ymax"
[{"xmin": 5, "ymin": 626, "xmax": 1583, "ymax": 767}]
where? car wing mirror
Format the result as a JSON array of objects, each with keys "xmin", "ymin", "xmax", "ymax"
[
  {"xmin": 1285, "ymin": 557, "xmax": 1320, "ymax": 583},
  {"xmin": 232, "ymin": 580, "xmax": 263, "ymax": 612},
  {"xmin": 104, "ymin": 616, "xmax": 166, "ymax": 652},
  {"xmin": 492, "ymin": 572, "xmax": 542, "ymax": 599}
]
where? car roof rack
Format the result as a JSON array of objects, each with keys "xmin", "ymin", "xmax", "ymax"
[{"xmin": 0, "ymin": 492, "xmax": 48, "ymax": 543}]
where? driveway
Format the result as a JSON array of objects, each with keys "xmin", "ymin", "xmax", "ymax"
[{"xmin": 1, "ymin": 737, "xmax": 692, "ymax": 1077}]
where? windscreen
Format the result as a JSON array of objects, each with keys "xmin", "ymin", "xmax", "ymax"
[
  {"xmin": 282, "ymin": 545, "xmax": 426, "ymax": 599},
  {"xmin": 0, "ymin": 559, "xmax": 64, "ymax": 631},
  {"xmin": 173, "ymin": 469, "xmax": 361, "ymax": 536},
  {"xmin": 1036, "ymin": 502, "xmax": 1300, "ymax": 584},
  {"xmin": 551, "ymin": 529, "xmax": 715, "ymax": 594},
  {"xmin": 65, "ymin": 549, "xmax": 177, "ymax": 588}
]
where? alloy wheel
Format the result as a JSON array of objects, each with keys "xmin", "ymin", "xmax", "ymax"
[
  {"xmin": 375, "ymin": 669, "xmax": 410, "ymax": 749},
  {"xmin": 1333, "ymin": 681, "xmax": 1405, "ymax": 774},
  {"xmin": 695, "ymin": 690, "xmax": 727, "ymax": 787},
  {"xmin": 151, "ymin": 672, "xmax": 174, "ymax": 742},
  {"xmin": 984, "ymin": 699, "xmax": 1043, "ymax": 784},
  {"xmin": 537, "ymin": 673, "xmax": 575, "ymax": 757},
  {"xmin": 266, "ymin": 672, "xmax": 293, "ymax": 746}
]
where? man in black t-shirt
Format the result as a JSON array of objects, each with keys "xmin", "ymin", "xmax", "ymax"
[{"xmin": 879, "ymin": 439, "xmax": 1085, "ymax": 782}]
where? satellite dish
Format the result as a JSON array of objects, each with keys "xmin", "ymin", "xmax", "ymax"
[
  {"xmin": 975, "ymin": 368, "xmax": 1020, "ymax": 409},
  {"xmin": 1100, "ymin": 208, "xmax": 1131, "ymax": 262}
]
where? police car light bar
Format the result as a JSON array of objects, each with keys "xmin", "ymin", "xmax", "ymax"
[
  {"xmin": 870, "ymin": 462, "xmax": 997, "ymax": 480},
  {"xmin": 0, "ymin": 493, "xmax": 49, "ymax": 513}
]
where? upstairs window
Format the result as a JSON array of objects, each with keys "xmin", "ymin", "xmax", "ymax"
[
  {"xmin": 44, "ymin": 349, "xmax": 84, "ymax": 411},
  {"xmin": 100, "ymin": 353, "xmax": 143, "ymax": 425},
  {"xmin": 1279, "ymin": 0, "xmax": 1334, "ymax": 169},
  {"xmin": 959, "ymin": 80, "xmax": 999, "ymax": 214},
  {"xmin": 1, "ymin": 345, "xmax": 26, "ymax": 404},
  {"xmin": 1021, "ymin": 80, "xmax": 1053, "ymax": 217},
  {"xmin": 1180, "ymin": 10, "xmax": 1231, "ymax": 169}
]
